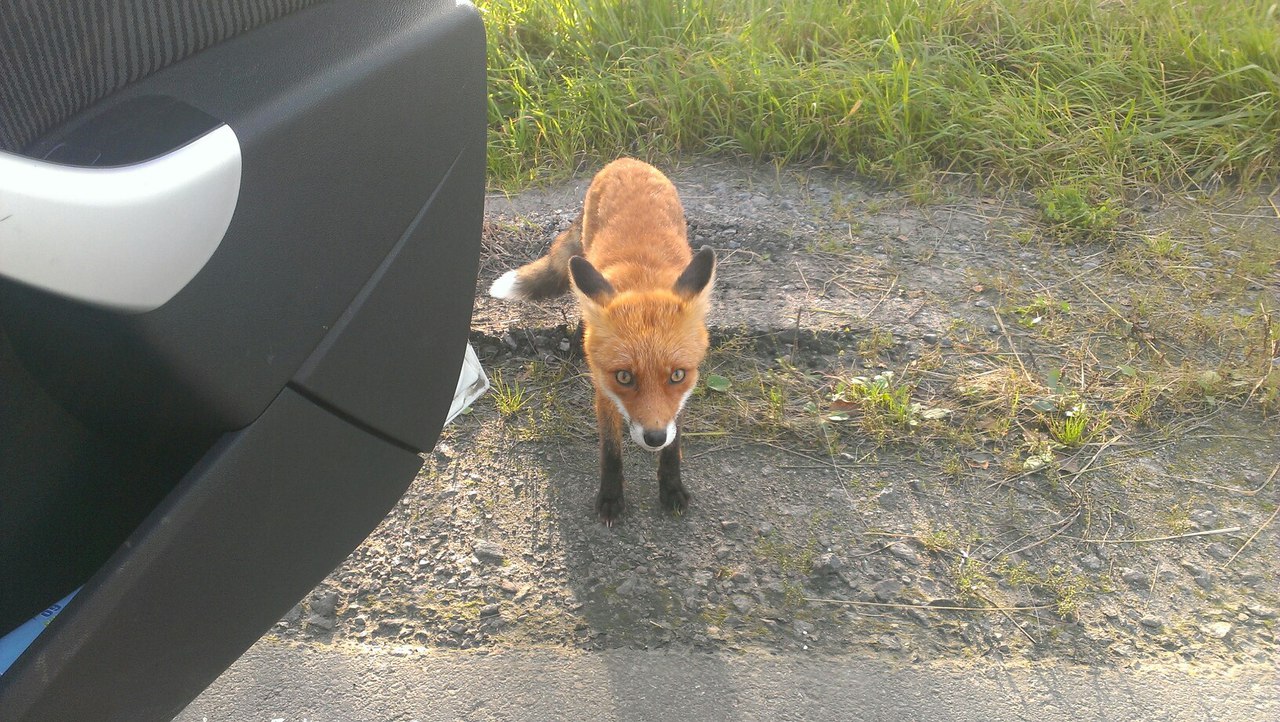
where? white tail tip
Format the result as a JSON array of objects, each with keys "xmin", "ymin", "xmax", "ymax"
[{"xmin": 488, "ymin": 270, "xmax": 521, "ymax": 299}]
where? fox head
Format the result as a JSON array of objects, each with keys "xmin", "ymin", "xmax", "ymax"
[{"xmin": 570, "ymin": 247, "xmax": 716, "ymax": 451}]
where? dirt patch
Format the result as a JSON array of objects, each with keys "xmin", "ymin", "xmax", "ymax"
[{"xmin": 276, "ymin": 161, "xmax": 1279, "ymax": 668}]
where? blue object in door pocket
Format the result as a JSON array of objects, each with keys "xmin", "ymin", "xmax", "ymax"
[{"xmin": 0, "ymin": 588, "xmax": 79, "ymax": 676}]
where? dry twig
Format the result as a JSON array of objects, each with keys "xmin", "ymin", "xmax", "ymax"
[
  {"xmin": 1222, "ymin": 511, "xmax": 1278, "ymax": 569},
  {"xmin": 804, "ymin": 598, "xmax": 1055, "ymax": 613},
  {"xmin": 1072, "ymin": 527, "xmax": 1241, "ymax": 544}
]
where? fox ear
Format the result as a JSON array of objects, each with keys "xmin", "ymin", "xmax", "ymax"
[
  {"xmin": 674, "ymin": 246, "xmax": 716, "ymax": 300},
  {"xmin": 569, "ymin": 256, "xmax": 616, "ymax": 306}
]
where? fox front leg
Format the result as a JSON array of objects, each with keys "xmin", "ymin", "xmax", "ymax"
[
  {"xmin": 595, "ymin": 390, "xmax": 625, "ymax": 525},
  {"xmin": 657, "ymin": 427, "xmax": 690, "ymax": 514}
]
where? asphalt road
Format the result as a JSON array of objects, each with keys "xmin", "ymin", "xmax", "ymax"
[{"xmin": 177, "ymin": 641, "xmax": 1277, "ymax": 722}]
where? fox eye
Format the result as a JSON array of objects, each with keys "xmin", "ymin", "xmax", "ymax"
[
  {"xmin": 670, "ymin": 369, "xmax": 686, "ymax": 383},
  {"xmin": 615, "ymin": 370, "xmax": 634, "ymax": 386}
]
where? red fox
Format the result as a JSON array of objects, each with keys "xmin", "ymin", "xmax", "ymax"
[{"xmin": 489, "ymin": 158, "xmax": 715, "ymax": 524}]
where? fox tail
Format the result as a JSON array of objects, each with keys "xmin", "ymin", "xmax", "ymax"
[{"xmin": 488, "ymin": 218, "xmax": 583, "ymax": 302}]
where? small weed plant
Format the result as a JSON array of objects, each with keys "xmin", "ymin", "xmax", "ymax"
[
  {"xmin": 997, "ymin": 562, "xmax": 1088, "ymax": 618},
  {"xmin": 490, "ymin": 371, "xmax": 531, "ymax": 416},
  {"xmin": 1014, "ymin": 296, "xmax": 1071, "ymax": 331},
  {"xmin": 857, "ymin": 328, "xmax": 896, "ymax": 360},
  {"xmin": 828, "ymin": 371, "xmax": 951, "ymax": 440},
  {"xmin": 830, "ymin": 371, "xmax": 916, "ymax": 429},
  {"xmin": 918, "ymin": 528, "xmax": 960, "ymax": 553},
  {"xmin": 1046, "ymin": 401, "xmax": 1092, "ymax": 447},
  {"xmin": 1036, "ymin": 185, "xmax": 1121, "ymax": 237}
]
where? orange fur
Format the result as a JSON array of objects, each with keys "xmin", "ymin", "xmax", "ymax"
[
  {"xmin": 491, "ymin": 158, "xmax": 715, "ymax": 523},
  {"xmin": 574, "ymin": 160, "xmax": 711, "ymax": 436}
]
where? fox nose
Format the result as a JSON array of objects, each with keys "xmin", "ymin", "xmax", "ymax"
[{"xmin": 642, "ymin": 429, "xmax": 668, "ymax": 448}]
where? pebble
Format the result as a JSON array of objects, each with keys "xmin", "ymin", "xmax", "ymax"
[
  {"xmin": 1246, "ymin": 604, "xmax": 1278, "ymax": 620},
  {"xmin": 616, "ymin": 578, "xmax": 638, "ymax": 597},
  {"xmin": 280, "ymin": 603, "xmax": 303, "ymax": 626},
  {"xmin": 1203, "ymin": 622, "xmax": 1232, "ymax": 640},
  {"xmin": 922, "ymin": 332, "xmax": 939, "ymax": 345},
  {"xmin": 1187, "ymin": 506, "xmax": 1218, "ymax": 529},
  {"xmin": 877, "ymin": 487, "xmax": 904, "ymax": 511},
  {"xmin": 812, "ymin": 553, "xmax": 844, "ymax": 576},
  {"xmin": 1140, "ymin": 616, "xmax": 1164, "ymax": 631},
  {"xmin": 306, "ymin": 613, "xmax": 336, "ymax": 631},
  {"xmin": 1182, "ymin": 562, "xmax": 1213, "ymax": 591},
  {"xmin": 731, "ymin": 595, "xmax": 754, "ymax": 613},
  {"xmin": 309, "ymin": 590, "xmax": 339, "ymax": 618},
  {"xmin": 871, "ymin": 579, "xmax": 905, "ymax": 602},
  {"xmin": 480, "ymin": 604, "xmax": 501, "ymax": 617},
  {"xmin": 1204, "ymin": 543, "xmax": 1234, "ymax": 562},
  {"xmin": 876, "ymin": 634, "xmax": 903, "ymax": 651},
  {"xmin": 720, "ymin": 520, "xmax": 740, "ymax": 533},
  {"xmin": 1121, "ymin": 569, "xmax": 1149, "ymax": 587},
  {"xmin": 472, "ymin": 540, "xmax": 505, "ymax": 563},
  {"xmin": 887, "ymin": 542, "xmax": 920, "ymax": 566},
  {"xmin": 1079, "ymin": 554, "xmax": 1103, "ymax": 572},
  {"xmin": 1240, "ymin": 573, "xmax": 1266, "ymax": 588}
]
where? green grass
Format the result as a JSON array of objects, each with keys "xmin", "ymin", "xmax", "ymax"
[
  {"xmin": 1044, "ymin": 400, "xmax": 1105, "ymax": 447},
  {"xmin": 1037, "ymin": 185, "xmax": 1122, "ymax": 237},
  {"xmin": 831, "ymin": 371, "xmax": 919, "ymax": 430},
  {"xmin": 490, "ymin": 371, "xmax": 532, "ymax": 416},
  {"xmin": 1012, "ymin": 295, "xmax": 1072, "ymax": 332},
  {"xmin": 481, "ymin": 0, "xmax": 1280, "ymax": 192}
]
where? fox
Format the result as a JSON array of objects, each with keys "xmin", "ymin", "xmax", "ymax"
[{"xmin": 488, "ymin": 158, "xmax": 715, "ymax": 525}]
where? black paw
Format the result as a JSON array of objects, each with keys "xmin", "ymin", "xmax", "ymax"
[
  {"xmin": 596, "ymin": 494, "xmax": 625, "ymax": 526},
  {"xmin": 660, "ymin": 485, "xmax": 691, "ymax": 515}
]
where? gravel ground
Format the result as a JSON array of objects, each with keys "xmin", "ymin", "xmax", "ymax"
[{"xmin": 274, "ymin": 161, "xmax": 1279, "ymax": 670}]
